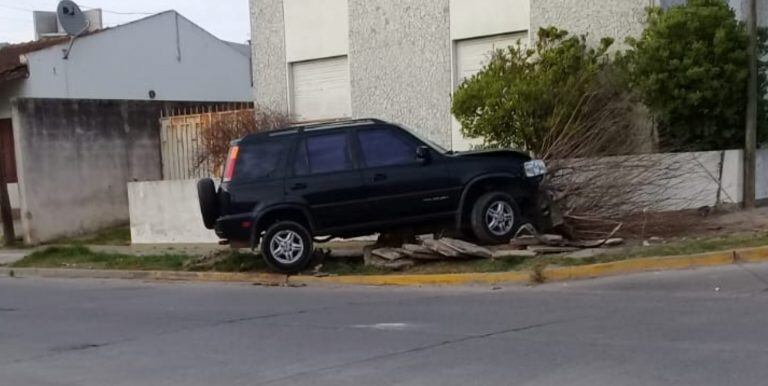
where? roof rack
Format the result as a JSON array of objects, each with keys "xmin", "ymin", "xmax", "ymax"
[
  {"xmin": 262, "ymin": 118, "xmax": 386, "ymax": 139},
  {"xmin": 290, "ymin": 118, "xmax": 385, "ymax": 131}
]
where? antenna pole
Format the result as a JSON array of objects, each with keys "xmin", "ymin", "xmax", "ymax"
[{"xmin": 62, "ymin": 20, "xmax": 90, "ymax": 60}]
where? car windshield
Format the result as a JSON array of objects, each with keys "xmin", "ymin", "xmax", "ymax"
[{"xmin": 396, "ymin": 124, "xmax": 449, "ymax": 154}]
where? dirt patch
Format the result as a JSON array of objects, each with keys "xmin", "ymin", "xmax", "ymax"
[{"xmin": 567, "ymin": 206, "xmax": 768, "ymax": 244}]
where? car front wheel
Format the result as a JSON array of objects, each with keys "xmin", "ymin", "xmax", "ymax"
[
  {"xmin": 470, "ymin": 192, "xmax": 521, "ymax": 245},
  {"xmin": 260, "ymin": 221, "xmax": 314, "ymax": 274}
]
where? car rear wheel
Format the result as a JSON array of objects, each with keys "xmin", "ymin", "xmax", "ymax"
[
  {"xmin": 261, "ymin": 221, "xmax": 314, "ymax": 274},
  {"xmin": 470, "ymin": 192, "xmax": 521, "ymax": 245},
  {"xmin": 197, "ymin": 178, "xmax": 219, "ymax": 230}
]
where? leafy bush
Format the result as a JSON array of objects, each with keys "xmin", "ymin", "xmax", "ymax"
[
  {"xmin": 451, "ymin": 27, "xmax": 620, "ymax": 154},
  {"xmin": 623, "ymin": 0, "xmax": 768, "ymax": 151}
]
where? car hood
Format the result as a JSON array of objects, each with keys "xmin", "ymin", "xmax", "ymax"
[{"xmin": 450, "ymin": 149, "xmax": 531, "ymax": 162}]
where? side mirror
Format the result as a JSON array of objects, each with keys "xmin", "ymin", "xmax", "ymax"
[{"xmin": 416, "ymin": 146, "xmax": 431, "ymax": 165}]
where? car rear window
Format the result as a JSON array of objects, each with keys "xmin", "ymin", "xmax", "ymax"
[
  {"xmin": 234, "ymin": 140, "xmax": 288, "ymax": 180},
  {"xmin": 358, "ymin": 127, "xmax": 417, "ymax": 167},
  {"xmin": 294, "ymin": 132, "xmax": 352, "ymax": 175}
]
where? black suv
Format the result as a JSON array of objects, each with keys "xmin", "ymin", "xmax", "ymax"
[{"xmin": 198, "ymin": 119, "xmax": 547, "ymax": 273}]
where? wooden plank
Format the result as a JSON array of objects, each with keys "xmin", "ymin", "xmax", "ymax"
[
  {"xmin": 422, "ymin": 239, "xmax": 466, "ymax": 258},
  {"xmin": 438, "ymin": 238, "xmax": 493, "ymax": 259},
  {"xmin": 372, "ymin": 248, "xmax": 406, "ymax": 261}
]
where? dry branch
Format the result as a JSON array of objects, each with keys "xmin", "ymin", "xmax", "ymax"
[{"xmin": 195, "ymin": 106, "xmax": 290, "ymax": 175}]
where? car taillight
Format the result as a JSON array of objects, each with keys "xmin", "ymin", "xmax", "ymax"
[{"xmin": 223, "ymin": 146, "xmax": 240, "ymax": 182}]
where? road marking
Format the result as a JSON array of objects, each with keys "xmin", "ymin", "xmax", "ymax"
[{"xmin": 351, "ymin": 323, "xmax": 413, "ymax": 331}]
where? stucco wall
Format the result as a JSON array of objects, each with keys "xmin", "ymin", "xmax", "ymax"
[
  {"xmin": 128, "ymin": 179, "xmax": 219, "ymax": 244},
  {"xmin": 349, "ymin": 0, "xmax": 453, "ymax": 148},
  {"xmin": 530, "ymin": 0, "xmax": 650, "ymax": 48},
  {"xmin": 250, "ymin": 0, "xmax": 290, "ymax": 113},
  {"xmin": 10, "ymin": 98, "xmax": 199, "ymax": 244}
]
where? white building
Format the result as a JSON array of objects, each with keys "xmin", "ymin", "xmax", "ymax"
[
  {"xmin": 250, "ymin": 0, "xmax": 671, "ymax": 151},
  {"xmin": 0, "ymin": 10, "xmax": 253, "ymax": 244},
  {"xmin": 250, "ymin": 0, "xmax": 762, "ymax": 152},
  {"xmin": 0, "ymin": 10, "xmax": 251, "ymax": 119}
]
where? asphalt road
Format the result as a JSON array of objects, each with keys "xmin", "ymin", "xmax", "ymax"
[{"xmin": 3, "ymin": 264, "xmax": 768, "ymax": 386}]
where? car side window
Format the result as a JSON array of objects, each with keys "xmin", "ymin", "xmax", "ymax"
[
  {"xmin": 358, "ymin": 127, "xmax": 418, "ymax": 168},
  {"xmin": 294, "ymin": 132, "xmax": 352, "ymax": 175},
  {"xmin": 235, "ymin": 140, "xmax": 287, "ymax": 180}
]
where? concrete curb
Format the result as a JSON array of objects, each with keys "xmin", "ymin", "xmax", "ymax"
[{"xmin": 2, "ymin": 246, "xmax": 768, "ymax": 287}]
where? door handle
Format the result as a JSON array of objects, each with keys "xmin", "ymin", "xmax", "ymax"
[
  {"xmin": 372, "ymin": 173, "xmax": 387, "ymax": 182},
  {"xmin": 290, "ymin": 182, "xmax": 307, "ymax": 191}
]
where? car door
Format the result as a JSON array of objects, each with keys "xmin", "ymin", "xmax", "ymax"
[
  {"xmin": 284, "ymin": 129, "xmax": 368, "ymax": 232},
  {"xmin": 355, "ymin": 125, "xmax": 459, "ymax": 223}
]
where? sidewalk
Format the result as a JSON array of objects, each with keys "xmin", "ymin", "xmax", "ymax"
[
  {"xmin": 87, "ymin": 244, "xmax": 230, "ymax": 256},
  {"xmin": 4, "ymin": 245, "xmax": 768, "ymax": 287},
  {"xmin": 0, "ymin": 249, "xmax": 34, "ymax": 266}
]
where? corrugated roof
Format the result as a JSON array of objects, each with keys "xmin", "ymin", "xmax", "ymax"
[{"xmin": 0, "ymin": 37, "xmax": 69, "ymax": 83}]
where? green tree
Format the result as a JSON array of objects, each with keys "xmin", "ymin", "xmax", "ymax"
[
  {"xmin": 451, "ymin": 27, "xmax": 615, "ymax": 153},
  {"xmin": 623, "ymin": 0, "xmax": 767, "ymax": 151}
]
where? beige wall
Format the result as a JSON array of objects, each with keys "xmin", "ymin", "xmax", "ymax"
[
  {"xmin": 450, "ymin": 0, "xmax": 529, "ymax": 40},
  {"xmin": 283, "ymin": 0, "xmax": 349, "ymax": 62}
]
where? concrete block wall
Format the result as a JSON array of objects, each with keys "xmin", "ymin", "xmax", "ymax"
[
  {"xmin": 128, "ymin": 179, "xmax": 218, "ymax": 244},
  {"xmin": 11, "ymin": 99, "xmax": 163, "ymax": 244}
]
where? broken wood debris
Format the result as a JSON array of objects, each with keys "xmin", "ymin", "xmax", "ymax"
[{"xmin": 359, "ymin": 227, "xmax": 624, "ymax": 269}]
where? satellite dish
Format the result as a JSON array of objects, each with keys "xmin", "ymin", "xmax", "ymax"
[
  {"xmin": 57, "ymin": 0, "xmax": 88, "ymax": 36},
  {"xmin": 57, "ymin": 0, "xmax": 90, "ymax": 59}
]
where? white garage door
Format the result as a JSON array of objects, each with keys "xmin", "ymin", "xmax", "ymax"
[
  {"xmin": 455, "ymin": 33, "xmax": 526, "ymax": 86},
  {"xmin": 291, "ymin": 56, "xmax": 351, "ymax": 122},
  {"xmin": 452, "ymin": 33, "xmax": 527, "ymax": 151}
]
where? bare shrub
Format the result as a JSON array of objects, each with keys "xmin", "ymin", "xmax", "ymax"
[
  {"xmin": 538, "ymin": 75, "xmax": 722, "ymax": 239},
  {"xmin": 195, "ymin": 106, "xmax": 290, "ymax": 176}
]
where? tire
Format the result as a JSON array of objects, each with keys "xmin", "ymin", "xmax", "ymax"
[
  {"xmin": 260, "ymin": 221, "xmax": 314, "ymax": 274},
  {"xmin": 470, "ymin": 192, "xmax": 521, "ymax": 245},
  {"xmin": 197, "ymin": 178, "xmax": 219, "ymax": 230}
]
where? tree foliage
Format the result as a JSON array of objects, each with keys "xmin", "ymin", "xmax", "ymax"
[
  {"xmin": 623, "ymin": 0, "xmax": 767, "ymax": 151},
  {"xmin": 451, "ymin": 27, "xmax": 616, "ymax": 153}
]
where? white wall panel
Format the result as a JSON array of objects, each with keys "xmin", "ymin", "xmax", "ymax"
[
  {"xmin": 284, "ymin": 0, "xmax": 349, "ymax": 62},
  {"xmin": 450, "ymin": 0, "xmax": 529, "ymax": 40}
]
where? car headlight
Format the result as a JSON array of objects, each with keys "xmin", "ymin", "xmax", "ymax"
[{"xmin": 524, "ymin": 159, "xmax": 547, "ymax": 177}]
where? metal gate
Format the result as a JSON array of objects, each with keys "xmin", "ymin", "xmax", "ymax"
[{"xmin": 159, "ymin": 104, "xmax": 252, "ymax": 180}]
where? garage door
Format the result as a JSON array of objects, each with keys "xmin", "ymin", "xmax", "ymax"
[
  {"xmin": 455, "ymin": 33, "xmax": 526, "ymax": 87},
  {"xmin": 291, "ymin": 56, "xmax": 351, "ymax": 122},
  {"xmin": 452, "ymin": 33, "xmax": 527, "ymax": 151}
]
